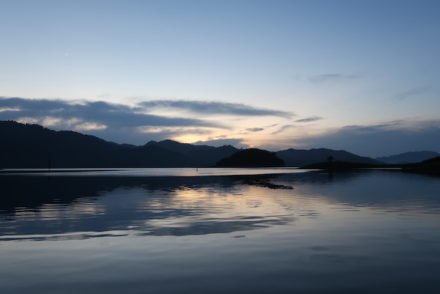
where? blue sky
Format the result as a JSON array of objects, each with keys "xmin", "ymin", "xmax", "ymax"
[{"xmin": 0, "ymin": 0, "xmax": 439, "ymax": 156}]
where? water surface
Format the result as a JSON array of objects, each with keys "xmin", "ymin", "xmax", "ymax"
[
  {"xmin": 0, "ymin": 167, "xmax": 303, "ymax": 177},
  {"xmin": 1, "ymin": 170, "xmax": 440, "ymax": 293}
]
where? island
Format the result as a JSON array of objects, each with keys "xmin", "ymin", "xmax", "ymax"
[{"xmin": 216, "ymin": 148, "xmax": 284, "ymax": 167}]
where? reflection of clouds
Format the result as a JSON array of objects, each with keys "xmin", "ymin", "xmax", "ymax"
[
  {"xmin": 71, "ymin": 201, "xmax": 106, "ymax": 216},
  {"xmin": 2, "ymin": 171, "xmax": 440, "ymax": 242},
  {"xmin": 14, "ymin": 201, "xmax": 106, "ymax": 221},
  {"xmin": 0, "ymin": 181, "xmax": 301, "ymax": 240},
  {"xmin": 139, "ymin": 185, "xmax": 297, "ymax": 236}
]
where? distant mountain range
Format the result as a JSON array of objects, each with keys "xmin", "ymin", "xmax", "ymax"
[
  {"xmin": 0, "ymin": 121, "xmax": 237, "ymax": 168},
  {"xmin": 376, "ymin": 151, "xmax": 440, "ymax": 164},
  {"xmin": 0, "ymin": 121, "xmax": 437, "ymax": 168},
  {"xmin": 276, "ymin": 148, "xmax": 379, "ymax": 166}
]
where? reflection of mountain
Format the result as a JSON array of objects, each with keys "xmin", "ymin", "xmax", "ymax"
[
  {"xmin": 0, "ymin": 174, "xmax": 296, "ymax": 240},
  {"xmin": 276, "ymin": 148, "xmax": 379, "ymax": 166},
  {"xmin": 377, "ymin": 151, "xmax": 440, "ymax": 164},
  {"xmin": 1, "ymin": 171, "xmax": 440, "ymax": 241},
  {"xmin": 216, "ymin": 148, "xmax": 284, "ymax": 167}
]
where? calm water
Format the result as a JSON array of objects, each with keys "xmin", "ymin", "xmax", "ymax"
[
  {"xmin": 0, "ymin": 167, "xmax": 304, "ymax": 177},
  {"xmin": 1, "ymin": 169, "xmax": 440, "ymax": 293}
]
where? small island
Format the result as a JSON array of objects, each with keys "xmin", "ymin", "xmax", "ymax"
[{"xmin": 216, "ymin": 148, "xmax": 284, "ymax": 167}]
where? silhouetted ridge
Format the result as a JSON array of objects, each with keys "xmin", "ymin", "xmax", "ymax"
[
  {"xmin": 376, "ymin": 151, "xmax": 440, "ymax": 164},
  {"xmin": 300, "ymin": 161, "xmax": 379, "ymax": 170},
  {"xmin": 403, "ymin": 156, "xmax": 440, "ymax": 175},
  {"xmin": 1, "ymin": 120, "xmax": 387, "ymax": 168},
  {"xmin": 143, "ymin": 139, "xmax": 238, "ymax": 166},
  {"xmin": 216, "ymin": 148, "xmax": 284, "ymax": 167},
  {"xmin": 0, "ymin": 121, "xmax": 236, "ymax": 168},
  {"xmin": 276, "ymin": 148, "xmax": 379, "ymax": 166}
]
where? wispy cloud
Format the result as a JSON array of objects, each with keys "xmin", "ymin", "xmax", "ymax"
[
  {"xmin": 0, "ymin": 97, "xmax": 225, "ymax": 144},
  {"xmin": 393, "ymin": 86, "xmax": 430, "ymax": 101},
  {"xmin": 271, "ymin": 124, "xmax": 296, "ymax": 135},
  {"xmin": 295, "ymin": 116, "xmax": 323, "ymax": 123},
  {"xmin": 0, "ymin": 97, "xmax": 221, "ymax": 128},
  {"xmin": 139, "ymin": 100, "xmax": 293, "ymax": 118},
  {"xmin": 246, "ymin": 127, "xmax": 264, "ymax": 132},
  {"xmin": 194, "ymin": 138, "xmax": 247, "ymax": 148},
  {"xmin": 309, "ymin": 73, "xmax": 360, "ymax": 84},
  {"xmin": 0, "ymin": 107, "xmax": 21, "ymax": 112}
]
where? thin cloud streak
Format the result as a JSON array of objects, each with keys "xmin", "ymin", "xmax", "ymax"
[
  {"xmin": 295, "ymin": 116, "xmax": 323, "ymax": 123},
  {"xmin": 0, "ymin": 97, "xmax": 222, "ymax": 129},
  {"xmin": 309, "ymin": 73, "xmax": 360, "ymax": 84},
  {"xmin": 139, "ymin": 100, "xmax": 293, "ymax": 118},
  {"xmin": 393, "ymin": 86, "xmax": 430, "ymax": 101},
  {"xmin": 271, "ymin": 124, "xmax": 296, "ymax": 135},
  {"xmin": 0, "ymin": 97, "xmax": 226, "ymax": 144},
  {"xmin": 194, "ymin": 138, "xmax": 247, "ymax": 148}
]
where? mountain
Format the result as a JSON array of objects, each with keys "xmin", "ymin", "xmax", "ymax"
[
  {"xmin": 276, "ymin": 148, "xmax": 379, "ymax": 167},
  {"xmin": 376, "ymin": 151, "xmax": 440, "ymax": 164},
  {"xmin": 403, "ymin": 156, "xmax": 440, "ymax": 175},
  {"xmin": 146, "ymin": 139, "xmax": 238, "ymax": 166},
  {"xmin": 216, "ymin": 148, "xmax": 284, "ymax": 167},
  {"xmin": 0, "ymin": 121, "xmax": 237, "ymax": 168},
  {"xmin": 0, "ymin": 120, "xmax": 386, "ymax": 168},
  {"xmin": 300, "ymin": 161, "xmax": 379, "ymax": 170}
]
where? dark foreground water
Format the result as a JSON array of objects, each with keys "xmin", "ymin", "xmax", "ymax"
[{"xmin": 1, "ymin": 170, "xmax": 440, "ymax": 293}]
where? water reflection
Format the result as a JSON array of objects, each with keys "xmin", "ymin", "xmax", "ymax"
[
  {"xmin": 1, "ymin": 171, "xmax": 440, "ymax": 293},
  {"xmin": 1, "ymin": 171, "xmax": 440, "ymax": 241},
  {"xmin": 0, "ymin": 175, "xmax": 297, "ymax": 240}
]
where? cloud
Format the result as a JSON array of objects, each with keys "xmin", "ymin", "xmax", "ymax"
[
  {"xmin": 246, "ymin": 127, "xmax": 264, "ymax": 132},
  {"xmin": 136, "ymin": 126, "xmax": 214, "ymax": 142},
  {"xmin": 393, "ymin": 86, "xmax": 430, "ymax": 100},
  {"xmin": 271, "ymin": 124, "xmax": 296, "ymax": 135},
  {"xmin": 0, "ymin": 97, "xmax": 221, "ymax": 128},
  {"xmin": 309, "ymin": 73, "xmax": 360, "ymax": 84},
  {"xmin": 194, "ymin": 138, "xmax": 247, "ymax": 148},
  {"xmin": 294, "ymin": 120, "xmax": 440, "ymax": 157},
  {"xmin": 17, "ymin": 116, "xmax": 107, "ymax": 131},
  {"xmin": 264, "ymin": 123, "xmax": 279, "ymax": 128},
  {"xmin": 0, "ymin": 97, "xmax": 225, "ymax": 144},
  {"xmin": 295, "ymin": 116, "xmax": 323, "ymax": 123},
  {"xmin": 138, "ymin": 126, "xmax": 212, "ymax": 135},
  {"xmin": 139, "ymin": 100, "xmax": 293, "ymax": 118},
  {"xmin": 0, "ymin": 107, "xmax": 21, "ymax": 112}
]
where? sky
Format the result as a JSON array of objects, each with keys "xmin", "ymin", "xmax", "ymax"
[{"xmin": 0, "ymin": 0, "xmax": 439, "ymax": 157}]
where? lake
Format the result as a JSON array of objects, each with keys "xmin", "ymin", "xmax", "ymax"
[{"xmin": 1, "ymin": 169, "xmax": 440, "ymax": 293}]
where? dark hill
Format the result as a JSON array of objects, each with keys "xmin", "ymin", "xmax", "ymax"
[
  {"xmin": 146, "ymin": 139, "xmax": 237, "ymax": 166},
  {"xmin": 403, "ymin": 156, "xmax": 440, "ymax": 175},
  {"xmin": 0, "ymin": 121, "xmax": 236, "ymax": 168},
  {"xmin": 216, "ymin": 148, "xmax": 284, "ymax": 167},
  {"xmin": 300, "ymin": 161, "xmax": 379, "ymax": 170},
  {"xmin": 0, "ymin": 120, "xmax": 391, "ymax": 169},
  {"xmin": 376, "ymin": 151, "xmax": 439, "ymax": 164},
  {"xmin": 276, "ymin": 148, "xmax": 379, "ymax": 166}
]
